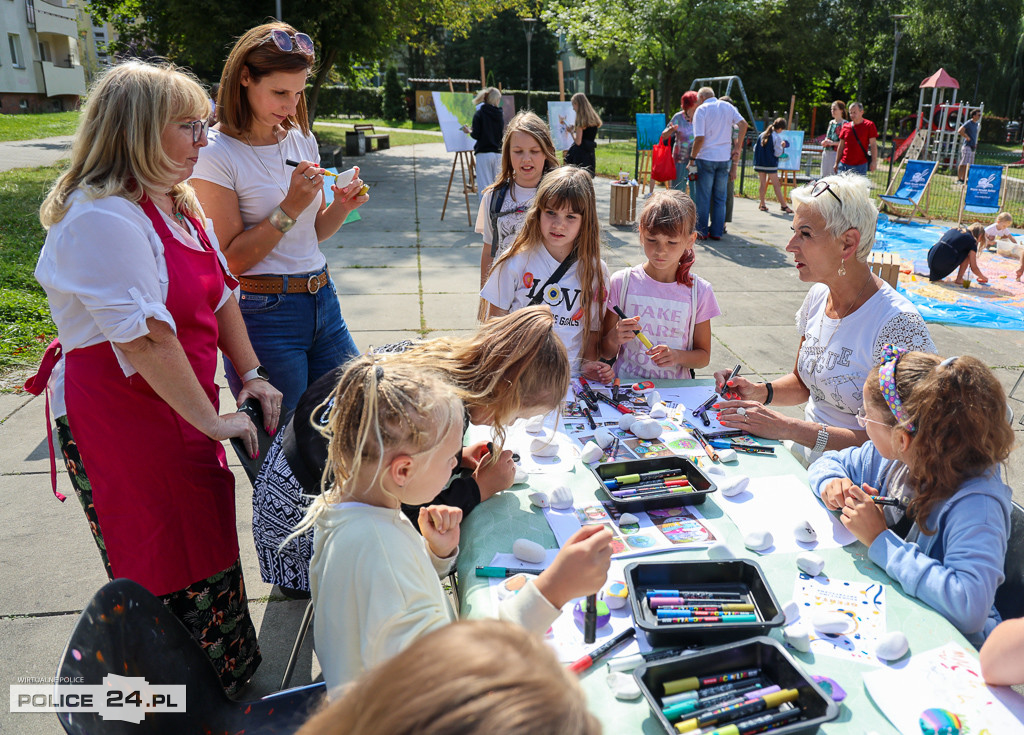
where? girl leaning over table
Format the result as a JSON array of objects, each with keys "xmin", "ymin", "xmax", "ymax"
[
  {"xmin": 192, "ymin": 22, "xmax": 368, "ymax": 412},
  {"xmin": 713, "ymin": 173, "xmax": 936, "ymax": 466},
  {"xmin": 35, "ymin": 60, "xmax": 284, "ymax": 694}
]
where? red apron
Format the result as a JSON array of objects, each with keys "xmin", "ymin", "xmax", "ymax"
[{"xmin": 64, "ymin": 196, "xmax": 238, "ymax": 596}]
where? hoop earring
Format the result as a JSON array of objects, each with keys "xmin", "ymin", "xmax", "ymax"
[{"xmin": 838, "ymin": 259, "xmax": 847, "ymax": 277}]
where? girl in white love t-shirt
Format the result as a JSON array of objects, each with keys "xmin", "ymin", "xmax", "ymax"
[
  {"xmin": 480, "ymin": 166, "xmax": 611, "ymax": 381},
  {"xmin": 600, "ymin": 190, "xmax": 721, "ymax": 379}
]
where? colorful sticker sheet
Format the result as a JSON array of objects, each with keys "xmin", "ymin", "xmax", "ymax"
[
  {"xmin": 863, "ymin": 642, "xmax": 1024, "ymax": 732},
  {"xmin": 790, "ymin": 574, "xmax": 889, "ymax": 665}
]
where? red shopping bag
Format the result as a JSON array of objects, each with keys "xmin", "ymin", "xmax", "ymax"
[{"xmin": 651, "ymin": 139, "xmax": 676, "ymax": 182}]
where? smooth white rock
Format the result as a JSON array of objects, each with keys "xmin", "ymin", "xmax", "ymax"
[
  {"xmin": 784, "ymin": 623, "xmax": 812, "ymax": 652},
  {"xmin": 528, "ymin": 492, "xmax": 549, "ymax": 508},
  {"xmin": 618, "ymin": 513, "xmax": 640, "ymax": 526},
  {"xmin": 794, "ymin": 520, "xmax": 818, "ymax": 544},
  {"xmin": 630, "ymin": 418, "xmax": 663, "ymax": 440},
  {"xmin": 743, "ymin": 529, "xmax": 773, "ymax": 551},
  {"xmin": 649, "ymin": 403, "xmax": 668, "ymax": 419},
  {"xmin": 876, "ymin": 631, "xmax": 909, "ymax": 661},
  {"xmin": 796, "ymin": 551, "xmax": 825, "ymax": 577},
  {"xmin": 811, "ymin": 611, "xmax": 853, "ymax": 635},
  {"xmin": 706, "ymin": 541, "xmax": 734, "ymax": 560},
  {"xmin": 525, "ymin": 415, "xmax": 546, "ymax": 433},
  {"xmin": 530, "ymin": 436, "xmax": 559, "ymax": 457},
  {"xmin": 549, "ymin": 485, "xmax": 574, "ymax": 510},
  {"xmin": 512, "ymin": 538, "xmax": 546, "ymax": 564},
  {"xmin": 580, "ymin": 441, "xmax": 603, "ymax": 464},
  {"xmin": 513, "ymin": 467, "xmax": 529, "ymax": 484},
  {"xmin": 606, "ymin": 672, "xmax": 643, "ymax": 701},
  {"xmin": 593, "ymin": 428, "xmax": 614, "ymax": 449},
  {"xmin": 649, "ymin": 390, "xmax": 661, "ymax": 407},
  {"xmin": 718, "ymin": 476, "xmax": 750, "ymax": 497},
  {"xmin": 717, "ymin": 448, "xmax": 738, "ymax": 463},
  {"xmin": 618, "ymin": 413, "xmax": 637, "ymax": 431},
  {"xmin": 782, "ymin": 600, "xmax": 800, "ymax": 625},
  {"xmin": 705, "ymin": 465, "xmax": 729, "ymax": 480}
]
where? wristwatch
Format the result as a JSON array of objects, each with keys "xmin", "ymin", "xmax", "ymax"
[{"xmin": 240, "ymin": 365, "xmax": 270, "ymax": 383}]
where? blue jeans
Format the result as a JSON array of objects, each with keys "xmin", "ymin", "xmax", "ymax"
[
  {"xmin": 673, "ymin": 162, "xmax": 696, "ymax": 199},
  {"xmin": 695, "ymin": 159, "xmax": 731, "ymax": 237},
  {"xmin": 225, "ymin": 271, "xmax": 358, "ymax": 413},
  {"xmin": 837, "ymin": 162, "xmax": 868, "ymax": 176}
]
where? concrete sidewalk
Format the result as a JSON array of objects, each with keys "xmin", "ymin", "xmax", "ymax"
[
  {"xmin": 0, "ymin": 136, "xmax": 73, "ymax": 172},
  {"xmin": 1, "ymin": 141, "xmax": 1022, "ymax": 733}
]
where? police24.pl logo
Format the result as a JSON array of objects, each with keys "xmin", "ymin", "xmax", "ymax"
[{"xmin": 11, "ymin": 674, "xmax": 185, "ymax": 723}]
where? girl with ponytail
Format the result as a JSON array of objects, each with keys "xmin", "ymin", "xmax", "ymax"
[
  {"xmin": 809, "ymin": 349, "xmax": 1015, "ymax": 645},
  {"xmin": 600, "ymin": 189, "xmax": 721, "ymax": 378}
]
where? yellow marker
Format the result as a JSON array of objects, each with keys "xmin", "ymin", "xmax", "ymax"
[{"xmin": 612, "ymin": 306, "xmax": 654, "ymax": 349}]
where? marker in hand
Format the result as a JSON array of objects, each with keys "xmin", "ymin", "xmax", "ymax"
[
  {"xmin": 285, "ymin": 158, "xmax": 339, "ymax": 178},
  {"xmin": 612, "ymin": 306, "xmax": 654, "ymax": 349}
]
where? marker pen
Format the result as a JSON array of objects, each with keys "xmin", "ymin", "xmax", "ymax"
[
  {"xmin": 661, "ymin": 678, "xmax": 768, "ymax": 707},
  {"xmin": 606, "ymin": 647, "xmax": 690, "ymax": 673},
  {"xmin": 612, "ymin": 306, "xmax": 655, "ymax": 349},
  {"xmin": 701, "ymin": 705, "xmax": 801, "ymax": 735},
  {"xmin": 605, "ymin": 468, "xmax": 685, "ymax": 488},
  {"xmin": 646, "ymin": 590, "xmax": 744, "ymax": 600},
  {"xmin": 663, "ymin": 668, "xmax": 760, "ymax": 695},
  {"xmin": 673, "ymin": 689, "xmax": 799, "ymax": 733},
  {"xmin": 872, "ymin": 496, "xmax": 903, "ymax": 507},
  {"xmin": 581, "ymin": 404, "xmax": 597, "ymax": 429},
  {"xmin": 595, "ymin": 391, "xmax": 635, "ymax": 414},
  {"xmin": 664, "ymin": 685, "xmax": 781, "ymax": 721},
  {"xmin": 475, "ymin": 565, "xmax": 545, "ymax": 577},
  {"xmin": 567, "ymin": 627, "xmax": 636, "ymax": 674}
]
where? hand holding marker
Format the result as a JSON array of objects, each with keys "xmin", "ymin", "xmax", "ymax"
[
  {"xmin": 612, "ymin": 306, "xmax": 654, "ymax": 349},
  {"xmin": 285, "ymin": 160, "xmax": 370, "ymax": 196}
]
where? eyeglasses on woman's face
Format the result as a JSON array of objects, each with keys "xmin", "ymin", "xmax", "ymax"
[
  {"xmin": 181, "ymin": 119, "xmax": 208, "ymax": 144},
  {"xmin": 856, "ymin": 406, "xmax": 892, "ymax": 430},
  {"xmin": 267, "ymin": 29, "xmax": 314, "ymax": 57}
]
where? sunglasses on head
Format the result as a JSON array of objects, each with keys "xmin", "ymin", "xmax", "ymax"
[
  {"xmin": 267, "ymin": 29, "xmax": 314, "ymax": 57},
  {"xmin": 809, "ymin": 178, "xmax": 841, "ymax": 205}
]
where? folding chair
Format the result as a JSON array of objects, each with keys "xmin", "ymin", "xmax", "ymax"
[
  {"xmin": 995, "ymin": 501, "xmax": 1024, "ymax": 621},
  {"xmin": 957, "ymin": 164, "xmax": 1004, "ymax": 225},
  {"xmin": 56, "ymin": 579, "xmax": 325, "ymax": 734},
  {"xmin": 879, "ymin": 159, "xmax": 937, "ymax": 223}
]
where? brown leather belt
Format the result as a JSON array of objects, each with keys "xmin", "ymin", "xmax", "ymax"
[{"xmin": 238, "ymin": 268, "xmax": 329, "ymax": 294}]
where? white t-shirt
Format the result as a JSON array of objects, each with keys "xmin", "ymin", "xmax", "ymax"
[
  {"xmin": 795, "ymin": 282, "xmax": 936, "ymax": 462},
  {"xmin": 606, "ymin": 265, "xmax": 721, "ymax": 380},
  {"xmin": 191, "ymin": 127, "xmax": 326, "ymax": 276},
  {"xmin": 985, "ymin": 223, "xmax": 1013, "ymax": 239},
  {"xmin": 35, "ymin": 191, "xmax": 234, "ymax": 378},
  {"xmin": 475, "ymin": 183, "xmax": 537, "ymax": 259},
  {"xmin": 480, "ymin": 246, "xmax": 609, "ymax": 373},
  {"xmin": 692, "ymin": 97, "xmax": 744, "ymax": 162}
]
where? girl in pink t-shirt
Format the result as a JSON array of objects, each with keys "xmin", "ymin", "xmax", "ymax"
[{"xmin": 599, "ymin": 190, "xmax": 721, "ymax": 379}]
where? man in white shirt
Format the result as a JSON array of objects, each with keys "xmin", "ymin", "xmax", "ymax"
[{"xmin": 690, "ymin": 87, "xmax": 747, "ymax": 240}]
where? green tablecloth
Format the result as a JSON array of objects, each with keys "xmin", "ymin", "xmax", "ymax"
[{"xmin": 456, "ymin": 380, "xmax": 973, "ymax": 734}]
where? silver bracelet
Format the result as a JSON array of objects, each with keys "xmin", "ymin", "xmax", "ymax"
[
  {"xmin": 813, "ymin": 425, "xmax": 830, "ymax": 453},
  {"xmin": 268, "ymin": 205, "xmax": 296, "ymax": 233}
]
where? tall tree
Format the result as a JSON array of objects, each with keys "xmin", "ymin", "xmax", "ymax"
[{"xmin": 443, "ymin": 11, "xmax": 559, "ymax": 91}]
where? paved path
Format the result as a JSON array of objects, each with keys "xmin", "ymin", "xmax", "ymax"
[
  {"xmin": 0, "ymin": 136, "xmax": 73, "ymax": 172},
  {"xmin": 1, "ymin": 140, "xmax": 1022, "ymax": 733},
  {"xmin": 315, "ymin": 121, "xmax": 443, "ymax": 136}
]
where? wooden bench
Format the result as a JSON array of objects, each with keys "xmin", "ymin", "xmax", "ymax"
[{"xmin": 353, "ymin": 124, "xmax": 390, "ymax": 151}]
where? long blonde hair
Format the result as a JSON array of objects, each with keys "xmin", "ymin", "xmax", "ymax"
[
  {"xmin": 486, "ymin": 111, "xmax": 559, "ymax": 195},
  {"xmin": 494, "ymin": 167, "xmax": 605, "ymax": 341},
  {"xmin": 394, "ymin": 306, "xmax": 569, "ymax": 447},
  {"xmin": 571, "ymin": 92, "xmax": 602, "ymax": 129},
  {"xmin": 291, "ymin": 356, "xmax": 462, "ymax": 536},
  {"xmin": 40, "ymin": 60, "xmax": 209, "ymax": 227},
  {"xmin": 296, "ymin": 619, "xmax": 600, "ymax": 735}
]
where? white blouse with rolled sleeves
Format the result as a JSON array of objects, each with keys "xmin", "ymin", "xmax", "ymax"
[
  {"xmin": 190, "ymin": 127, "xmax": 325, "ymax": 277},
  {"xmin": 35, "ymin": 191, "xmax": 234, "ymax": 378},
  {"xmin": 795, "ymin": 282, "xmax": 936, "ymax": 463}
]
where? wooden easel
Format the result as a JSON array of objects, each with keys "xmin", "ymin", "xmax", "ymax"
[
  {"xmin": 441, "ymin": 150, "xmax": 476, "ymax": 225},
  {"xmin": 780, "ymin": 170, "xmax": 799, "ymax": 200}
]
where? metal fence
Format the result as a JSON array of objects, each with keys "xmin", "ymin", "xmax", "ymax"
[{"xmin": 736, "ymin": 139, "xmax": 1024, "ymax": 225}]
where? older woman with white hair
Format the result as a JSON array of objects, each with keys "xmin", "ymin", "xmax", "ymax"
[{"xmin": 714, "ymin": 173, "xmax": 935, "ymax": 464}]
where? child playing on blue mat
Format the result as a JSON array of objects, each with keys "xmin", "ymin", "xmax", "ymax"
[
  {"xmin": 600, "ymin": 190, "xmax": 720, "ymax": 379},
  {"xmin": 300, "ymin": 356, "xmax": 612, "ymax": 694},
  {"xmin": 809, "ymin": 348, "xmax": 1014, "ymax": 646}
]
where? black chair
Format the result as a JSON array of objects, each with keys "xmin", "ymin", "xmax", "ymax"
[
  {"xmin": 56, "ymin": 579, "xmax": 325, "ymax": 734},
  {"xmin": 995, "ymin": 501, "xmax": 1024, "ymax": 621},
  {"xmin": 230, "ymin": 398, "xmax": 277, "ymax": 484}
]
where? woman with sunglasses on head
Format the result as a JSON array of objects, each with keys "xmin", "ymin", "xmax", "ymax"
[
  {"xmin": 712, "ymin": 173, "xmax": 936, "ymax": 465},
  {"xmin": 36, "ymin": 60, "xmax": 283, "ymax": 694},
  {"xmin": 192, "ymin": 23, "xmax": 368, "ymax": 412}
]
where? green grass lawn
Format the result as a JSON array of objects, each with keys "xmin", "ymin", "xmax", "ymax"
[
  {"xmin": 314, "ymin": 124, "xmax": 440, "ymax": 148},
  {"xmin": 0, "ymin": 165, "xmax": 59, "ymax": 379},
  {"xmin": 0, "ymin": 112, "xmax": 80, "ymax": 142},
  {"xmin": 316, "ymin": 116, "xmax": 441, "ymax": 132}
]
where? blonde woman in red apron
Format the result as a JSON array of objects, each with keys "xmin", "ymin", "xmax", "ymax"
[{"xmin": 35, "ymin": 60, "xmax": 283, "ymax": 695}]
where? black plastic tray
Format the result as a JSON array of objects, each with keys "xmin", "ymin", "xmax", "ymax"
[
  {"xmin": 625, "ymin": 559, "xmax": 784, "ymax": 647},
  {"xmin": 590, "ymin": 456, "xmax": 716, "ymax": 513},
  {"xmin": 635, "ymin": 637, "xmax": 839, "ymax": 735}
]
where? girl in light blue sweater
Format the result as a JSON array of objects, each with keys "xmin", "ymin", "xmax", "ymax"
[{"xmin": 808, "ymin": 348, "xmax": 1014, "ymax": 646}]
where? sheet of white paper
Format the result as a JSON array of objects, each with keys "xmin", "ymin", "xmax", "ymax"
[
  {"xmin": 486, "ymin": 557, "xmax": 652, "ymax": 662},
  {"xmin": 716, "ymin": 474, "xmax": 856, "ymax": 554},
  {"xmin": 863, "ymin": 642, "xmax": 1024, "ymax": 732},
  {"xmin": 790, "ymin": 573, "xmax": 889, "ymax": 665}
]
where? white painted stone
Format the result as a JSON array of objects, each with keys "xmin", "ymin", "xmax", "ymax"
[
  {"xmin": 796, "ymin": 551, "xmax": 825, "ymax": 577},
  {"xmin": 649, "ymin": 390, "xmax": 661, "ymax": 407},
  {"xmin": 784, "ymin": 623, "xmax": 812, "ymax": 652},
  {"xmin": 580, "ymin": 441, "xmax": 603, "ymax": 464},
  {"xmin": 718, "ymin": 475, "xmax": 750, "ymax": 497},
  {"xmin": 511, "ymin": 538, "xmax": 546, "ymax": 564},
  {"xmin": 618, "ymin": 413, "xmax": 637, "ymax": 431},
  {"xmin": 811, "ymin": 611, "xmax": 853, "ymax": 635},
  {"xmin": 794, "ymin": 520, "xmax": 818, "ymax": 543},
  {"xmin": 706, "ymin": 542, "xmax": 734, "ymax": 560},
  {"xmin": 717, "ymin": 448, "xmax": 738, "ymax": 463},
  {"xmin": 876, "ymin": 631, "xmax": 909, "ymax": 661},
  {"xmin": 513, "ymin": 467, "xmax": 529, "ymax": 484},
  {"xmin": 549, "ymin": 485, "xmax": 574, "ymax": 510},
  {"xmin": 525, "ymin": 415, "xmax": 546, "ymax": 433},
  {"xmin": 649, "ymin": 403, "xmax": 668, "ymax": 419},
  {"xmin": 743, "ymin": 529, "xmax": 773, "ymax": 551},
  {"xmin": 530, "ymin": 435, "xmax": 559, "ymax": 456},
  {"xmin": 630, "ymin": 418, "xmax": 663, "ymax": 440},
  {"xmin": 593, "ymin": 428, "xmax": 614, "ymax": 449},
  {"xmin": 782, "ymin": 599, "xmax": 800, "ymax": 625},
  {"xmin": 606, "ymin": 672, "xmax": 643, "ymax": 701},
  {"xmin": 528, "ymin": 492, "xmax": 548, "ymax": 508},
  {"xmin": 618, "ymin": 513, "xmax": 639, "ymax": 526}
]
